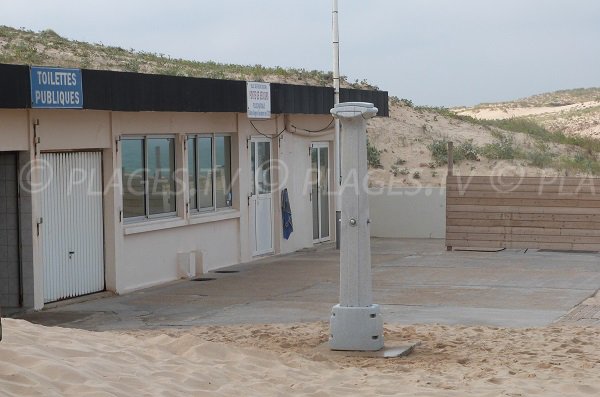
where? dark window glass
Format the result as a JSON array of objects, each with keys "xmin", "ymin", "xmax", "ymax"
[
  {"xmin": 188, "ymin": 137, "xmax": 197, "ymax": 211},
  {"xmin": 198, "ymin": 137, "xmax": 214, "ymax": 210},
  {"xmin": 147, "ymin": 138, "xmax": 176, "ymax": 215},
  {"xmin": 215, "ymin": 136, "xmax": 232, "ymax": 208},
  {"xmin": 122, "ymin": 139, "xmax": 145, "ymax": 218}
]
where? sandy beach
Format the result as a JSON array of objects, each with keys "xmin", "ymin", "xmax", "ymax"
[{"xmin": 1, "ymin": 318, "xmax": 598, "ymax": 396}]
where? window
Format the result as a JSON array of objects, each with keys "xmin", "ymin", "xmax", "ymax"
[
  {"xmin": 122, "ymin": 136, "xmax": 176, "ymax": 220},
  {"xmin": 188, "ymin": 134, "xmax": 232, "ymax": 212}
]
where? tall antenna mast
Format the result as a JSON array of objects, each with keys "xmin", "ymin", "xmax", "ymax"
[
  {"xmin": 333, "ymin": 0, "xmax": 341, "ymax": 249},
  {"xmin": 333, "ymin": 0, "xmax": 340, "ymax": 107}
]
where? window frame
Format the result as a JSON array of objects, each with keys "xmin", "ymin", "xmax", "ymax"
[
  {"xmin": 121, "ymin": 134, "xmax": 178, "ymax": 223},
  {"xmin": 187, "ymin": 133, "xmax": 233, "ymax": 215}
]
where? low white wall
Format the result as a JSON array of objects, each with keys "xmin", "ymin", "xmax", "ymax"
[
  {"xmin": 120, "ymin": 219, "xmax": 240, "ymax": 293},
  {"xmin": 369, "ymin": 188, "xmax": 446, "ymax": 239},
  {"xmin": 279, "ymin": 133, "xmax": 333, "ymax": 254}
]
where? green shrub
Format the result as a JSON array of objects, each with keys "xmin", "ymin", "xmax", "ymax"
[
  {"xmin": 428, "ymin": 139, "xmax": 480, "ymax": 165},
  {"xmin": 481, "ymin": 134, "xmax": 520, "ymax": 160},
  {"xmin": 9, "ymin": 42, "xmax": 47, "ymax": 65},
  {"xmin": 484, "ymin": 118, "xmax": 549, "ymax": 138},
  {"xmin": 428, "ymin": 139, "xmax": 449, "ymax": 165},
  {"xmin": 389, "ymin": 96, "xmax": 401, "ymax": 106},
  {"xmin": 457, "ymin": 140, "xmax": 480, "ymax": 161},
  {"xmin": 476, "ymin": 118, "xmax": 600, "ymax": 155},
  {"xmin": 390, "ymin": 97, "xmax": 414, "ymax": 107},
  {"xmin": 527, "ymin": 150, "xmax": 554, "ymax": 168},
  {"xmin": 367, "ymin": 139, "xmax": 383, "ymax": 168},
  {"xmin": 390, "ymin": 165, "xmax": 410, "ymax": 177},
  {"xmin": 560, "ymin": 153, "xmax": 600, "ymax": 175},
  {"xmin": 123, "ymin": 58, "xmax": 141, "ymax": 72}
]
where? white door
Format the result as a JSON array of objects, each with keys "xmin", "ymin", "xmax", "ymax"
[
  {"xmin": 312, "ymin": 143, "xmax": 330, "ymax": 243},
  {"xmin": 41, "ymin": 152, "xmax": 105, "ymax": 303},
  {"xmin": 249, "ymin": 138, "xmax": 273, "ymax": 256}
]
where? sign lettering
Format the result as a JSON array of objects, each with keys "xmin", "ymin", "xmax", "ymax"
[
  {"xmin": 30, "ymin": 67, "xmax": 83, "ymax": 109},
  {"xmin": 247, "ymin": 82, "xmax": 271, "ymax": 119}
]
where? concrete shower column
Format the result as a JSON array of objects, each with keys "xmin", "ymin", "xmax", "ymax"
[{"xmin": 329, "ymin": 102, "xmax": 383, "ymax": 351}]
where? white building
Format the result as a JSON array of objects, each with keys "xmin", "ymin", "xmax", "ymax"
[{"xmin": 0, "ymin": 63, "xmax": 388, "ymax": 311}]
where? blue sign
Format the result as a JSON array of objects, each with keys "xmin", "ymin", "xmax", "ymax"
[{"xmin": 30, "ymin": 67, "xmax": 83, "ymax": 109}]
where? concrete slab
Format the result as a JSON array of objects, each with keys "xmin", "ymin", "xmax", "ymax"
[
  {"xmin": 318, "ymin": 341, "xmax": 420, "ymax": 358},
  {"xmin": 12, "ymin": 238, "xmax": 600, "ymax": 330},
  {"xmin": 381, "ymin": 305, "xmax": 566, "ymax": 327}
]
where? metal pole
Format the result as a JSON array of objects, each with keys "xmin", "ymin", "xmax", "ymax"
[{"xmin": 333, "ymin": 0, "xmax": 342, "ymax": 250}]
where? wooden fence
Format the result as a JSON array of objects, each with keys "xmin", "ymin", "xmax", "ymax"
[{"xmin": 446, "ymin": 174, "xmax": 600, "ymax": 251}]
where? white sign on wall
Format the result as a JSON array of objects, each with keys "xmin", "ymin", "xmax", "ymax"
[{"xmin": 247, "ymin": 82, "xmax": 271, "ymax": 119}]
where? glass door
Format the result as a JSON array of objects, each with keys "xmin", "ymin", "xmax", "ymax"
[
  {"xmin": 250, "ymin": 138, "xmax": 273, "ymax": 255},
  {"xmin": 311, "ymin": 143, "xmax": 330, "ymax": 243}
]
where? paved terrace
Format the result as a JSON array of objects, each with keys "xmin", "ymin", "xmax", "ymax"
[{"xmin": 16, "ymin": 239, "xmax": 600, "ymax": 330}]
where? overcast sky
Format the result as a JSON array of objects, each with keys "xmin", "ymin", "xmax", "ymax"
[{"xmin": 2, "ymin": 0, "xmax": 600, "ymax": 106}]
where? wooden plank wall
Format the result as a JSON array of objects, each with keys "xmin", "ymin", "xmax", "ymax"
[{"xmin": 446, "ymin": 175, "xmax": 600, "ymax": 251}]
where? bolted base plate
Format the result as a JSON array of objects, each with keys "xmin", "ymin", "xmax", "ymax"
[{"xmin": 329, "ymin": 304, "xmax": 384, "ymax": 351}]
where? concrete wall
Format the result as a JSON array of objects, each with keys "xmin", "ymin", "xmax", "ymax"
[
  {"xmin": 121, "ymin": 219, "xmax": 240, "ymax": 293},
  {"xmin": 0, "ymin": 108, "xmax": 336, "ymax": 306},
  {"xmin": 114, "ymin": 112, "xmax": 240, "ymax": 292},
  {"xmin": 0, "ymin": 110, "xmax": 29, "ymax": 150},
  {"xmin": 114, "ymin": 112, "xmax": 333, "ymax": 292},
  {"xmin": 369, "ymin": 188, "xmax": 446, "ymax": 239},
  {"xmin": 272, "ymin": 116, "xmax": 335, "ymax": 255},
  {"xmin": 33, "ymin": 109, "xmax": 111, "ymax": 151},
  {"xmin": 279, "ymin": 132, "xmax": 319, "ymax": 254},
  {"xmin": 237, "ymin": 114, "xmax": 334, "ymax": 259}
]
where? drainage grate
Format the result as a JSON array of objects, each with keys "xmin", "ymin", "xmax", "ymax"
[
  {"xmin": 213, "ymin": 270, "xmax": 240, "ymax": 274},
  {"xmin": 192, "ymin": 277, "xmax": 216, "ymax": 282}
]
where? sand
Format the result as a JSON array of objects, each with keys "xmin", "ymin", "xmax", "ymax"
[
  {"xmin": 455, "ymin": 101, "xmax": 600, "ymax": 121},
  {"xmin": 1, "ymin": 319, "xmax": 599, "ymax": 396},
  {"xmin": 366, "ymin": 104, "xmax": 569, "ymax": 188},
  {"xmin": 454, "ymin": 101, "xmax": 600, "ymax": 139}
]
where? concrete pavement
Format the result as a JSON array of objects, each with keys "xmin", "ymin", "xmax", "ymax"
[{"xmin": 15, "ymin": 238, "xmax": 600, "ymax": 330}]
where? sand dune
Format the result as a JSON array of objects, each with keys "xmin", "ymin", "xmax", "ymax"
[
  {"xmin": 1, "ymin": 319, "xmax": 599, "ymax": 396},
  {"xmin": 455, "ymin": 101, "xmax": 600, "ymax": 121}
]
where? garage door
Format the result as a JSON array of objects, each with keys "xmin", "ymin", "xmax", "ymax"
[
  {"xmin": 0, "ymin": 152, "xmax": 20, "ymax": 308},
  {"xmin": 41, "ymin": 152, "xmax": 105, "ymax": 302}
]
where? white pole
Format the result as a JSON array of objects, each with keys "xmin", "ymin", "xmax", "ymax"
[
  {"xmin": 333, "ymin": 0, "xmax": 340, "ymax": 106},
  {"xmin": 332, "ymin": 0, "xmax": 342, "ymax": 249},
  {"xmin": 330, "ymin": 102, "xmax": 383, "ymax": 351}
]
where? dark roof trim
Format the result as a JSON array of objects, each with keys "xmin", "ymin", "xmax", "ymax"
[
  {"xmin": 0, "ymin": 64, "xmax": 30, "ymax": 108},
  {"xmin": 340, "ymin": 88, "xmax": 390, "ymax": 116},
  {"xmin": 0, "ymin": 63, "xmax": 389, "ymax": 116}
]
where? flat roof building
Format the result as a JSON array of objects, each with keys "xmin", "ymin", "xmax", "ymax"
[{"xmin": 0, "ymin": 63, "xmax": 388, "ymax": 311}]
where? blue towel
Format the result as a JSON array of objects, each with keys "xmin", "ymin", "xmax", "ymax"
[{"xmin": 281, "ymin": 188, "xmax": 293, "ymax": 240}]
